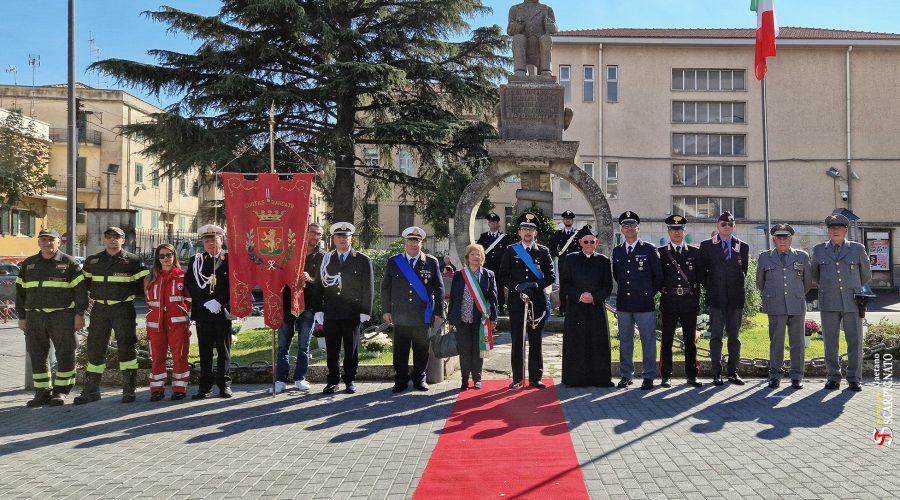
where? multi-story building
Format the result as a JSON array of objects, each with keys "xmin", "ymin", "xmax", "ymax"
[
  {"xmin": 550, "ymin": 27, "xmax": 900, "ymax": 288},
  {"xmin": 0, "ymin": 83, "xmax": 208, "ymax": 255}
]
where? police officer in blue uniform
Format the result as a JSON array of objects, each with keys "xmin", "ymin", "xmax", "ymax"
[
  {"xmin": 549, "ymin": 210, "xmax": 580, "ymax": 316},
  {"xmin": 476, "ymin": 213, "xmax": 509, "ymax": 314},
  {"xmin": 498, "ymin": 212, "xmax": 556, "ymax": 389},
  {"xmin": 658, "ymin": 215, "xmax": 706, "ymax": 388},
  {"xmin": 612, "ymin": 211, "xmax": 663, "ymax": 390}
]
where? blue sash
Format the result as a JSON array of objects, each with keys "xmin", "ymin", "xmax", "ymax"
[
  {"xmin": 393, "ymin": 254, "xmax": 433, "ymax": 324},
  {"xmin": 512, "ymin": 243, "xmax": 544, "ymax": 280}
]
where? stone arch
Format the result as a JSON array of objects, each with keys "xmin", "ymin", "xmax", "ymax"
[{"xmin": 453, "ymin": 140, "xmax": 613, "ymax": 263}]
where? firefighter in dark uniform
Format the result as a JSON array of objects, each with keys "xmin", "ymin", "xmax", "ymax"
[
  {"xmin": 498, "ymin": 212, "xmax": 556, "ymax": 389},
  {"xmin": 549, "ymin": 210, "xmax": 580, "ymax": 315},
  {"xmin": 16, "ymin": 229, "xmax": 88, "ymax": 407},
  {"xmin": 74, "ymin": 226, "xmax": 149, "ymax": 404},
  {"xmin": 476, "ymin": 213, "xmax": 509, "ymax": 314},
  {"xmin": 185, "ymin": 224, "xmax": 234, "ymax": 399},
  {"xmin": 658, "ymin": 215, "xmax": 706, "ymax": 388}
]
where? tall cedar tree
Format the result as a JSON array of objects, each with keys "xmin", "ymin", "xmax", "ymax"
[{"xmin": 91, "ymin": 0, "xmax": 508, "ymax": 229}]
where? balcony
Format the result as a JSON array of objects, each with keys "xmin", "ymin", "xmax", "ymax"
[
  {"xmin": 49, "ymin": 127, "xmax": 102, "ymax": 146},
  {"xmin": 47, "ymin": 173, "xmax": 102, "ymax": 193}
]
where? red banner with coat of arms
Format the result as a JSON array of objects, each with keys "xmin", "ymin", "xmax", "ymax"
[{"xmin": 222, "ymin": 172, "xmax": 316, "ymax": 329}]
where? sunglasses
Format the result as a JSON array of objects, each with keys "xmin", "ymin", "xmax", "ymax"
[
  {"xmin": 719, "ymin": 222, "xmax": 735, "ymax": 227},
  {"xmin": 158, "ymin": 253, "xmax": 174, "ymax": 259},
  {"xmin": 582, "ymin": 240, "xmax": 598, "ymax": 244}
]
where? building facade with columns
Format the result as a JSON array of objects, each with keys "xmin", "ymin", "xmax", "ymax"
[{"xmin": 550, "ymin": 27, "xmax": 900, "ymax": 288}]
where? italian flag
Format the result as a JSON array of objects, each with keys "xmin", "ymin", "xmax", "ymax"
[{"xmin": 751, "ymin": 0, "xmax": 779, "ymax": 80}]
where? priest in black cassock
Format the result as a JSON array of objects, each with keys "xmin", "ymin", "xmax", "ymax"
[{"xmin": 560, "ymin": 226, "xmax": 614, "ymax": 387}]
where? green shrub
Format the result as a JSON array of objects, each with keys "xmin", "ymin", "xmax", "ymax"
[{"xmin": 865, "ymin": 319, "xmax": 900, "ymax": 358}]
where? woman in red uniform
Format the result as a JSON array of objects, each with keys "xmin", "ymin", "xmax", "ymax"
[{"xmin": 145, "ymin": 243, "xmax": 192, "ymax": 401}]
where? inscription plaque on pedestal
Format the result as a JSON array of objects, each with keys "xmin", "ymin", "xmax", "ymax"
[{"xmin": 498, "ymin": 83, "xmax": 565, "ymax": 141}]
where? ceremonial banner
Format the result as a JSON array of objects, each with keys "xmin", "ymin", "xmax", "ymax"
[{"xmin": 223, "ymin": 173, "xmax": 315, "ymax": 329}]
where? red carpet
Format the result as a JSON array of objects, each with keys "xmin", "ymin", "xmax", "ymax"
[{"xmin": 414, "ymin": 379, "xmax": 588, "ymax": 499}]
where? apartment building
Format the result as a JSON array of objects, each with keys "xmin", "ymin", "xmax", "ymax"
[{"xmin": 550, "ymin": 27, "xmax": 900, "ymax": 287}]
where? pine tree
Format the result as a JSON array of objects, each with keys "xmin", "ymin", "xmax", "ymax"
[{"xmin": 91, "ymin": 0, "xmax": 508, "ymax": 227}]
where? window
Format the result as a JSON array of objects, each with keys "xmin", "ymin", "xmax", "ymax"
[
  {"xmin": 672, "ymin": 101, "xmax": 745, "ymax": 123},
  {"xmin": 179, "ymin": 177, "xmax": 187, "ymax": 195},
  {"xmin": 167, "ymin": 179, "xmax": 174, "ymax": 202},
  {"xmin": 0, "ymin": 209, "xmax": 7, "ymax": 234},
  {"xmin": 559, "ymin": 179, "xmax": 572, "ymax": 199},
  {"xmin": 582, "ymin": 161, "xmax": 594, "ymax": 179},
  {"xmin": 672, "ymin": 133, "xmax": 746, "ymax": 156},
  {"xmin": 399, "ymin": 205, "xmax": 415, "ymax": 230},
  {"xmin": 151, "ymin": 170, "xmax": 160, "ymax": 188},
  {"xmin": 364, "ymin": 148, "xmax": 380, "ymax": 166},
  {"xmin": 672, "ymin": 164, "xmax": 747, "ymax": 187},
  {"xmin": 672, "ymin": 69, "xmax": 745, "ymax": 91},
  {"xmin": 606, "ymin": 65, "xmax": 618, "ymax": 102},
  {"xmin": 135, "ymin": 163, "xmax": 144, "ymax": 183},
  {"xmin": 76, "ymin": 157, "xmax": 87, "ymax": 189},
  {"xmin": 151, "ymin": 210, "xmax": 159, "ymax": 230},
  {"xmin": 9, "ymin": 209, "xmax": 36, "ymax": 236},
  {"xmin": 399, "ymin": 150, "xmax": 414, "ymax": 176},
  {"xmin": 504, "ymin": 207, "xmax": 514, "ymax": 226},
  {"xmin": 583, "ymin": 65, "xmax": 595, "ymax": 102},
  {"xmin": 76, "ymin": 203, "xmax": 86, "ymax": 224},
  {"xmin": 559, "ymin": 65, "xmax": 571, "ymax": 102},
  {"xmin": 605, "ymin": 162, "xmax": 618, "ymax": 199},
  {"xmin": 673, "ymin": 196, "xmax": 747, "ymax": 219},
  {"xmin": 135, "ymin": 209, "xmax": 143, "ymax": 228},
  {"xmin": 179, "ymin": 215, "xmax": 186, "ymax": 232}
]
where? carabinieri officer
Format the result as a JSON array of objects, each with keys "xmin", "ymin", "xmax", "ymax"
[{"xmin": 382, "ymin": 226, "xmax": 445, "ymax": 393}]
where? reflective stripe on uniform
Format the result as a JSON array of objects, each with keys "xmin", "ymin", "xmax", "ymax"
[
  {"xmin": 172, "ymin": 381, "xmax": 188, "ymax": 387},
  {"xmin": 173, "ymin": 371, "xmax": 191, "ymax": 379},
  {"xmin": 168, "ymin": 296, "xmax": 184, "ymax": 302},
  {"xmin": 94, "ymin": 295, "xmax": 136, "ymax": 305},
  {"xmin": 145, "ymin": 322, "xmax": 159, "ymax": 328},
  {"xmin": 26, "ymin": 302, "xmax": 76, "ymax": 313},
  {"xmin": 171, "ymin": 316, "xmax": 190, "ymax": 323},
  {"xmin": 149, "ymin": 381, "xmax": 165, "ymax": 388},
  {"xmin": 86, "ymin": 362, "xmax": 106, "ymax": 374},
  {"xmin": 54, "ymin": 368, "xmax": 76, "ymax": 386},
  {"xmin": 19, "ymin": 275, "xmax": 83, "ymax": 288},
  {"xmin": 133, "ymin": 269, "xmax": 150, "ymax": 281},
  {"xmin": 119, "ymin": 359, "xmax": 139, "ymax": 370},
  {"xmin": 33, "ymin": 371, "xmax": 52, "ymax": 388},
  {"xmin": 146, "ymin": 301, "xmax": 160, "ymax": 307},
  {"xmin": 150, "ymin": 372, "xmax": 168, "ymax": 380}
]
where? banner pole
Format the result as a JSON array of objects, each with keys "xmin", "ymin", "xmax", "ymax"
[{"xmin": 271, "ymin": 328, "xmax": 277, "ymax": 397}]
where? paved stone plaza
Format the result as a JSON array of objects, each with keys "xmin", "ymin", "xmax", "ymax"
[{"xmin": 1, "ymin": 322, "xmax": 898, "ymax": 498}]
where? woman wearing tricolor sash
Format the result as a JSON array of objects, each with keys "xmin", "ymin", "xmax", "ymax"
[{"xmin": 448, "ymin": 243, "xmax": 498, "ymax": 391}]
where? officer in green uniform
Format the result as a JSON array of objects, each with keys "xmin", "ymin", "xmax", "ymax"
[
  {"xmin": 74, "ymin": 226, "xmax": 149, "ymax": 404},
  {"xmin": 16, "ymin": 229, "xmax": 88, "ymax": 407}
]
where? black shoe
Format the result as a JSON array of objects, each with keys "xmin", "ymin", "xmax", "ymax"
[
  {"xmin": 48, "ymin": 392, "xmax": 67, "ymax": 407},
  {"xmin": 73, "ymin": 392, "xmax": 101, "ymax": 405},
  {"xmin": 727, "ymin": 374, "xmax": 745, "ymax": 386},
  {"xmin": 150, "ymin": 392, "xmax": 165, "ymax": 402},
  {"xmin": 791, "ymin": 380, "xmax": 803, "ymax": 390},
  {"xmin": 530, "ymin": 381, "xmax": 547, "ymax": 389},
  {"xmin": 617, "ymin": 377, "xmax": 632, "ymax": 389},
  {"xmin": 508, "ymin": 381, "xmax": 522, "ymax": 389},
  {"xmin": 171, "ymin": 392, "xmax": 186, "ymax": 401},
  {"xmin": 414, "ymin": 382, "xmax": 429, "ymax": 391},
  {"xmin": 345, "ymin": 383, "xmax": 357, "ymax": 394},
  {"xmin": 473, "ymin": 381, "xmax": 482, "ymax": 390},
  {"xmin": 767, "ymin": 379, "xmax": 780, "ymax": 389},
  {"xmin": 392, "ymin": 384, "xmax": 408, "ymax": 394},
  {"xmin": 660, "ymin": 378, "xmax": 671, "ymax": 388},
  {"xmin": 191, "ymin": 391, "xmax": 211, "ymax": 400},
  {"xmin": 26, "ymin": 389, "xmax": 52, "ymax": 408},
  {"xmin": 848, "ymin": 381, "xmax": 862, "ymax": 392},
  {"xmin": 323, "ymin": 384, "xmax": 338, "ymax": 395},
  {"xmin": 121, "ymin": 393, "xmax": 136, "ymax": 403},
  {"xmin": 686, "ymin": 378, "xmax": 703, "ymax": 388},
  {"xmin": 824, "ymin": 380, "xmax": 840, "ymax": 390},
  {"xmin": 640, "ymin": 379, "xmax": 654, "ymax": 390},
  {"xmin": 460, "ymin": 382, "xmax": 468, "ymax": 392},
  {"xmin": 219, "ymin": 387, "xmax": 233, "ymax": 398},
  {"xmin": 712, "ymin": 376, "xmax": 724, "ymax": 386}
]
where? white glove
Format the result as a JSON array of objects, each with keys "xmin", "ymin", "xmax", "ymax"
[
  {"xmin": 359, "ymin": 314, "xmax": 371, "ymax": 323},
  {"xmin": 314, "ymin": 312, "xmax": 324, "ymax": 324},
  {"xmin": 204, "ymin": 299, "xmax": 222, "ymax": 314}
]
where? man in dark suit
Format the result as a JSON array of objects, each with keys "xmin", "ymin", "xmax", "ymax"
[
  {"xmin": 612, "ymin": 211, "xmax": 663, "ymax": 390},
  {"xmin": 658, "ymin": 215, "xmax": 706, "ymax": 388},
  {"xmin": 185, "ymin": 224, "xmax": 234, "ymax": 399},
  {"xmin": 699, "ymin": 211, "xmax": 750, "ymax": 386},
  {"xmin": 498, "ymin": 212, "xmax": 556, "ymax": 389},
  {"xmin": 382, "ymin": 226, "xmax": 445, "ymax": 393},
  {"xmin": 314, "ymin": 222, "xmax": 374, "ymax": 395},
  {"xmin": 476, "ymin": 212, "xmax": 509, "ymax": 314},
  {"xmin": 549, "ymin": 210, "xmax": 580, "ymax": 316}
]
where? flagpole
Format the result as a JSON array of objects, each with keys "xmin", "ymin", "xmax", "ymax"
[
  {"xmin": 760, "ymin": 77, "xmax": 773, "ymax": 251},
  {"xmin": 269, "ymin": 102, "xmax": 277, "ymax": 397}
]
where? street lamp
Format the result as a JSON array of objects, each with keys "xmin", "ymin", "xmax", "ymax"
[{"xmin": 105, "ymin": 163, "xmax": 119, "ymax": 208}]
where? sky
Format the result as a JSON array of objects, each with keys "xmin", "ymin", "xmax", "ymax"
[{"xmin": 2, "ymin": 0, "xmax": 900, "ymax": 108}]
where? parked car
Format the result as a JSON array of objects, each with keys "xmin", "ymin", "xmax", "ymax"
[{"xmin": 0, "ymin": 263, "xmax": 19, "ymax": 303}]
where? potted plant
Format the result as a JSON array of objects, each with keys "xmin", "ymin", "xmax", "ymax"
[{"xmin": 804, "ymin": 319, "xmax": 821, "ymax": 348}]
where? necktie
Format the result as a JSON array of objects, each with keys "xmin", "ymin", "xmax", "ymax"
[
  {"xmin": 340, "ymin": 253, "xmax": 346, "ymax": 264},
  {"xmin": 722, "ymin": 240, "xmax": 731, "ymax": 260},
  {"xmin": 833, "ymin": 245, "xmax": 840, "ymax": 257},
  {"xmin": 676, "ymin": 245, "xmax": 682, "ymax": 255},
  {"xmin": 409, "ymin": 257, "xmax": 416, "ymax": 268},
  {"xmin": 627, "ymin": 245, "xmax": 633, "ymax": 256},
  {"xmin": 779, "ymin": 252, "xmax": 787, "ymax": 266}
]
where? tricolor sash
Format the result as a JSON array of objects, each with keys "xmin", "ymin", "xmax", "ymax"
[
  {"xmin": 394, "ymin": 254, "xmax": 433, "ymax": 324},
  {"xmin": 512, "ymin": 243, "xmax": 544, "ymax": 280},
  {"xmin": 462, "ymin": 267, "xmax": 493, "ymax": 356}
]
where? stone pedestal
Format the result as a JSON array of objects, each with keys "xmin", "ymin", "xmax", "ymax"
[{"xmin": 498, "ymin": 80, "xmax": 565, "ymax": 141}]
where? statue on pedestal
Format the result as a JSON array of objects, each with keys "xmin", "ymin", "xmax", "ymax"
[{"xmin": 508, "ymin": 0, "xmax": 557, "ymax": 77}]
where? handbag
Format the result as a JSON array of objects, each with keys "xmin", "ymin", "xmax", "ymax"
[{"xmin": 428, "ymin": 318, "xmax": 458, "ymax": 358}]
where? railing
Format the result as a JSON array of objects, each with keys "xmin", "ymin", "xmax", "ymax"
[
  {"xmin": 49, "ymin": 127, "xmax": 102, "ymax": 145},
  {"xmin": 133, "ymin": 229, "xmax": 199, "ymax": 260},
  {"xmin": 47, "ymin": 173, "xmax": 102, "ymax": 192}
]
